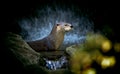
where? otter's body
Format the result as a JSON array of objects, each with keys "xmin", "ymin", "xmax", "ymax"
[{"xmin": 27, "ymin": 22, "xmax": 73, "ymax": 52}]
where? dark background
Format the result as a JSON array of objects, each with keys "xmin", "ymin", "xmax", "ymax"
[
  {"xmin": 1, "ymin": 0, "xmax": 120, "ymax": 74},
  {"xmin": 1, "ymin": 0, "xmax": 120, "ymax": 41}
]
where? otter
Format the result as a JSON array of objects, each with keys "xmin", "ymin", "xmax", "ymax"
[{"xmin": 27, "ymin": 22, "xmax": 73, "ymax": 52}]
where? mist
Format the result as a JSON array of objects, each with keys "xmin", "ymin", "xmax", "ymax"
[{"xmin": 18, "ymin": 5, "xmax": 94, "ymax": 49}]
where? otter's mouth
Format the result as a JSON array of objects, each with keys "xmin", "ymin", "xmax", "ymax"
[{"xmin": 65, "ymin": 26, "xmax": 74, "ymax": 32}]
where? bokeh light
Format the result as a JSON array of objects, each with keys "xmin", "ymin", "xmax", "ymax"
[
  {"xmin": 100, "ymin": 56, "xmax": 116, "ymax": 69},
  {"xmin": 114, "ymin": 43, "xmax": 120, "ymax": 52},
  {"xmin": 82, "ymin": 68, "xmax": 96, "ymax": 74},
  {"xmin": 66, "ymin": 33, "xmax": 117, "ymax": 74},
  {"xmin": 101, "ymin": 40, "xmax": 112, "ymax": 52}
]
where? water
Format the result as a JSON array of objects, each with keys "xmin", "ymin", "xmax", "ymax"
[
  {"xmin": 18, "ymin": 5, "xmax": 94, "ymax": 70},
  {"xmin": 44, "ymin": 56, "xmax": 68, "ymax": 70}
]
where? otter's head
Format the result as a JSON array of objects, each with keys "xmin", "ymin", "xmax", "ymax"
[{"xmin": 56, "ymin": 22, "xmax": 73, "ymax": 32}]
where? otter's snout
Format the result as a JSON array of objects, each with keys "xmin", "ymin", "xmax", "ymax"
[{"xmin": 70, "ymin": 25, "xmax": 73, "ymax": 28}]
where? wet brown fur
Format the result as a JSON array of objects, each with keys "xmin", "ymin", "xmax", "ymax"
[{"xmin": 27, "ymin": 23, "xmax": 71, "ymax": 52}]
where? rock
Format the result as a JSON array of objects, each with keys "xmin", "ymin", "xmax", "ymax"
[{"xmin": 4, "ymin": 32, "xmax": 70, "ymax": 74}]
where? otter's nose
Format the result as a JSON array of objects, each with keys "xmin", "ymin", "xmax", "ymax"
[{"xmin": 71, "ymin": 26, "xmax": 73, "ymax": 28}]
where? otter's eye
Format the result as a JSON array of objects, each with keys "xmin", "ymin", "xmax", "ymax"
[
  {"xmin": 57, "ymin": 24, "xmax": 60, "ymax": 26},
  {"xmin": 65, "ymin": 24, "xmax": 67, "ymax": 26}
]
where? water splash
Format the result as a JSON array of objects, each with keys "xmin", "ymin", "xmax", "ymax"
[
  {"xmin": 44, "ymin": 56, "xmax": 68, "ymax": 70},
  {"xmin": 18, "ymin": 6, "xmax": 94, "ymax": 49}
]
